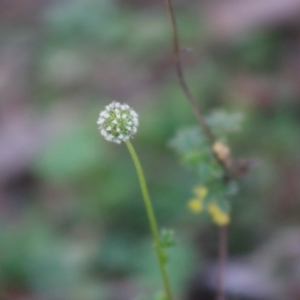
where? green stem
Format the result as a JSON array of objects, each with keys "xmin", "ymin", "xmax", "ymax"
[{"xmin": 125, "ymin": 140, "xmax": 173, "ymax": 300}]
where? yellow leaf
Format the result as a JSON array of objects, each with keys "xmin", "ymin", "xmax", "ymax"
[
  {"xmin": 188, "ymin": 199, "xmax": 203, "ymax": 213},
  {"xmin": 193, "ymin": 186, "xmax": 208, "ymax": 200},
  {"xmin": 208, "ymin": 201, "xmax": 230, "ymax": 226}
]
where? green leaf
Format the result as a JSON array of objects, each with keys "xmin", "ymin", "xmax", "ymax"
[
  {"xmin": 160, "ymin": 229, "xmax": 176, "ymax": 249},
  {"xmin": 206, "ymin": 110, "xmax": 244, "ymax": 137},
  {"xmin": 170, "ymin": 126, "xmax": 224, "ymax": 182},
  {"xmin": 169, "ymin": 126, "xmax": 207, "ymax": 154}
]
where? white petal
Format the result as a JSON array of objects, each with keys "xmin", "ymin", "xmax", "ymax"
[
  {"xmin": 101, "ymin": 129, "xmax": 107, "ymax": 137},
  {"xmin": 97, "ymin": 118, "xmax": 105, "ymax": 125},
  {"xmin": 130, "ymin": 111, "xmax": 138, "ymax": 117}
]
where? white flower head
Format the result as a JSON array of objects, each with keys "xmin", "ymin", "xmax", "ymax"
[{"xmin": 97, "ymin": 101, "xmax": 139, "ymax": 144}]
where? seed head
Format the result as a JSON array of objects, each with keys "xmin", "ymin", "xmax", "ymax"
[{"xmin": 97, "ymin": 102, "xmax": 139, "ymax": 144}]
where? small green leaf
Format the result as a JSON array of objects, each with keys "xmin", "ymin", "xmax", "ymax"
[
  {"xmin": 169, "ymin": 126, "xmax": 207, "ymax": 154},
  {"xmin": 206, "ymin": 110, "xmax": 244, "ymax": 137},
  {"xmin": 160, "ymin": 229, "xmax": 176, "ymax": 249}
]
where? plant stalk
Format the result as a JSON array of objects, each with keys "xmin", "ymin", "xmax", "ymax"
[
  {"xmin": 162, "ymin": 3, "xmax": 230, "ymax": 300},
  {"xmin": 163, "ymin": 0, "xmax": 232, "ymax": 180},
  {"xmin": 217, "ymin": 225, "xmax": 228, "ymax": 300},
  {"xmin": 125, "ymin": 140, "xmax": 173, "ymax": 300},
  {"xmin": 163, "ymin": 0, "xmax": 214, "ymax": 144}
]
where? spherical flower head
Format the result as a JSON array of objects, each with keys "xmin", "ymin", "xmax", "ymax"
[{"xmin": 97, "ymin": 102, "xmax": 139, "ymax": 144}]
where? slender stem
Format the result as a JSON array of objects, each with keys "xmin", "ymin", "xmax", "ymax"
[
  {"xmin": 163, "ymin": 0, "xmax": 231, "ymax": 179},
  {"xmin": 163, "ymin": 0, "xmax": 214, "ymax": 144},
  {"xmin": 163, "ymin": 3, "xmax": 230, "ymax": 300},
  {"xmin": 125, "ymin": 140, "xmax": 173, "ymax": 300},
  {"xmin": 217, "ymin": 226, "xmax": 228, "ymax": 300}
]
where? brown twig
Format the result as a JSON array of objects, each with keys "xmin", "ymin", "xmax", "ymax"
[
  {"xmin": 217, "ymin": 226, "xmax": 228, "ymax": 300},
  {"xmin": 163, "ymin": 1, "xmax": 230, "ymax": 300},
  {"xmin": 163, "ymin": 0, "xmax": 214, "ymax": 144},
  {"xmin": 163, "ymin": 0, "xmax": 232, "ymax": 181}
]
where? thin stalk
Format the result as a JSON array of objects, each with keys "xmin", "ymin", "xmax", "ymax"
[
  {"xmin": 163, "ymin": 0, "xmax": 214, "ymax": 145},
  {"xmin": 162, "ymin": 2, "xmax": 230, "ymax": 300},
  {"xmin": 217, "ymin": 226, "xmax": 228, "ymax": 300},
  {"xmin": 163, "ymin": 0, "xmax": 231, "ymax": 180},
  {"xmin": 125, "ymin": 140, "xmax": 173, "ymax": 300}
]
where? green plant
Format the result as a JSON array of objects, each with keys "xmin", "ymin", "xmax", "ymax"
[
  {"xmin": 163, "ymin": 1, "xmax": 249, "ymax": 299},
  {"xmin": 97, "ymin": 102, "xmax": 173, "ymax": 300}
]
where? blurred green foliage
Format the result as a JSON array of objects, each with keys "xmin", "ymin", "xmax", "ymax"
[
  {"xmin": 169, "ymin": 110, "xmax": 243, "ymax": 220},
  {"xmin": 1, "ymin": 0, "xmax": 300, "ymax": 299}
]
